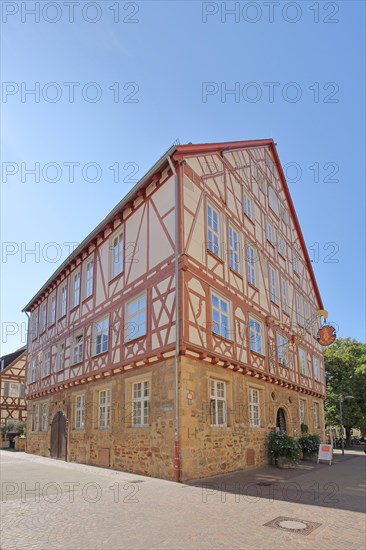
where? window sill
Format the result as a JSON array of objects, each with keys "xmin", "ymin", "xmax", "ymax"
[
  {"xmin": 109, "ymin": 271, "xmax": 124, "ymax": 285},
  {"xmin": 212, "ymin": 332, "xmax": 234, "ymax": 344},
  {"xmin": 82, "ymin": 295, "xmax": 93, "ymax": 305},
  {"xmin": 207, "ymin": 249, "xmax": 224, "ymax": 263},
  {"xmin": 71, "ymin": 360, "xmax": 83, "ymax": 367},
  {"xmin": 47, "ymin": 322, "xmax": 55, "ymax": 330},
  {"xmin": 70, "ymin": 305, "xmax": 80, "ymax": 314},
  {"xmin": 58, "ymin": 314, "xmax": 67, "ymax": 322},
  {"xmin": 229, "ymin": 267, "xmax": 242, "ymax": 278},
  {"xmin": 270, "ymin": 299, "xmax": 280, "ymax": 308},
  {"xmin": 244, "ymin": 213, "xmax": 255, "ymax": 225},
  {"xmin": 248, "ymin": 282, "xmax": 259, "ymax": 292},
  {"xmin": 124, "ymin": 334, "xmax": 146, "ymax": 345},
  {"xmin": 266, "ymin": 240, "xmax": 275, "ymax": 249},
  {"xmin": 250, "ymin": 350, "xmax": 266, "ymax": 359},
  {"xmin": 93, "ymin": 350, "xmax": 109, "ymax": 358}
]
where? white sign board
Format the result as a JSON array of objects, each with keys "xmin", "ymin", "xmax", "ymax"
[{"xmin": 317, "ymin": 443, "xmax": 333, "ymax": 465}]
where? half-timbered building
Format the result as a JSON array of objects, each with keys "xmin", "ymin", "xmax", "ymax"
[
  {"xmin": 24, "ymin": 139, "xmax": 326, "ymax": 481},
  {"xmin": 1, "ymin": 346, "xmax": 27, "ymax": 428}
]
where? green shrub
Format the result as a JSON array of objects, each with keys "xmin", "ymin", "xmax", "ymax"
[
  {"xmin": 298, "ymin": 434, "xmax": 320, "ymax": 456},
  {"xmin": 267, "ymin": 430, "xmax": 302, "ymax": 463},
  {"xmin": 300, "ymin": 423, "xmax": 309, "ymax": 434}
]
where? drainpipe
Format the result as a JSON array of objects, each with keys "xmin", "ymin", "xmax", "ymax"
[{"xmin": 167, "ymin": 155, "xmax": 180, "ymax": 482}]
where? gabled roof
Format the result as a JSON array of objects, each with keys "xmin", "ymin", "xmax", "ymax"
[
  {"xmin": 0, "ymin": 346, "xmax": 27, "ymax": 372},
  {"xmin": 22, "ymin": 139, "xmax": 323, "ymax": 311}
]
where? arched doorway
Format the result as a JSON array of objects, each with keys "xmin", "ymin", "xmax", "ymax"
[
  {"xmin": 50, "ymin": 411, "xmax": 67, "ymax": 460},
  {"xmin": 276, "ymin": 408, "xmax": 287, "ymax": 432}
]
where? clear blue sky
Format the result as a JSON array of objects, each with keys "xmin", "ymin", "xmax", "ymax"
[{"xmin": 1, "ymin": 1, "xmax": 365, "ymax": 354}]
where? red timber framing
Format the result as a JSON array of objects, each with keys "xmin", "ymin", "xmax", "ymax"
[
  {"xmin": 24, "ymin": 139, "xmax": 325, "ymax": 404},
  {"xmin": 0, "ymin": 348, "xmax": 27, "ymax": 425}
]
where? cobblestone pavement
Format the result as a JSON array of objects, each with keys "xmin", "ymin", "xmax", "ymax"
[{"xmin": 1, "ymin": 450, "xmax": 365, "ymax": 549}]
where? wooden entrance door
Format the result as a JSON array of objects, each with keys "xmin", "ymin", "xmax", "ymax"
[
  {"xmin": 276, "ymin": 408, "xmax": 287, "ymax": 432},
  {"xmin": 50, "ymin": 411, "xmax": 67, "ymax": 459}
]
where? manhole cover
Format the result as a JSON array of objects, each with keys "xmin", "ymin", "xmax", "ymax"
[{"xmin": 264, "ymin": 516, "xmax": 321, "ymax": 536}]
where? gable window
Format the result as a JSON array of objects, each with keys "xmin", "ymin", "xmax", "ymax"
[
  {"xmin": 85, "ymin": 258, "xmax": 94, "ymax": 299},
  {"xmin": 41, "ymin": 404, "xmax": 48, "ymax": 432},
  {"xmin": 60, "ymin": 284, "xmax": 67, "ymax": 318},
  {"xmin": 296, "ymin": 293, "xmax": 304, "ymax": 325},
  {"xmin": 243, "ymin": 195, "xmax": 254, "ymax": 221},
  {"xmin": 41, "ymin": 304, "xmax": 47, "ymax": 333},
  {"xmin": 313, "ymin": 356, "xmax": 321, "ymax": 381},
  {"xmin": 278, "ymin": 234, "xmax": 287, "ymax": 258},
  {"xmin": 72, "ymin": 272, "xmax": 80, "ymax": 308},
  {"xmin": 280, "ymin": 278, "xmax": 289, "ymax": 314},
  {"xmin": 268, "ymin": 186, "xmax": 279, "ymax": 216},
  {"xmin": 211, "ymin": 292, "xmax": 231, "ymax": 340},
  {"xmin": 111, "ymin": 231, "xmax": 123, "ymax": 279},
  {"xmin": 314, "ymin": 402, "xmax": 320, "ymax": 429},
  {"xmin": 293, "ymin": 251, "xmax": 300, "ymax": 274},
  {"xmin": 269, "ymin": 265, "xmax": 279, "ymax": 304},
  {"xmin": 277, "ymin": 334, "xmax": 288, "ymax": 366},
  {"xmin": 249, "ymin": 317, "xmax": 263, "ymax": 355},
  {"xmin": 3, "ymin": 382, "xmax": 20, "ymax": 398},
  {"xmin": 56, "ymin": 342, "xmax": 65, "ymax": 372},
  {"xmin": 29, "ymin": 359, "xmax": 37, "ymax": 383},
  {"xmin": 33, "ymin": 405, "xmax": 40, "ymax": 432},
  {"xmin": 304, "ymin": 300, "xmax": 310, "ymax": 327},
  {"xmin": 75, "ymin": 395, "xmax": 85, "ymax": 430},
  {"xmin": 298, "ymin": 347, "xmax": 307, "ymax": 376},
  {"xmin": 265, "ymin": 221, "xmax": 275, "ymax": 246},
  {"xmin": 31, "ymin": 311, "xmax": 39, "ymax": 340},
  {"xmin": 95, "ymin": 317, "xmax": 109, "ymax": 355},
  {"xmin": 249, "ymin": 388, "xmax": 261, "ymax": 427},
  {"xmin": 246, "ymin": 244, "xmax": 257, "ymax": 286},
  {"xmin": 98, "ymin": 389, "xmax": 111, "ymax": 429},
  {"xmin": 41, "ymin": 350, "xmax": 51, "ymax": 378},
  {"xmin": 132, "ymin": 380, "xmax": 149, "ymax": 427},
  {"xmin": 125, "ymin": 293, "xmax": 147, "ymax": 342},
  {"xmin": 228, "ymin": 225, "xmax": 240, "ymax": 273},
  {"xmin": 49, "ymin": 295, "xmax": 56, "ymax": 326},
  {"xmin": 72, "ymin": 332, "xmax": 84, "ymax": 364},
  {"xmin": 299, "ymin": 399, "xmax": 306, "ymax": 424},
  {"xmin": 207, "ymin": 203, "xmax": 220, "ymax": 256},
  {"xmin": 210, "ymin": 379, "xmax": 226, "ymax": 427}
]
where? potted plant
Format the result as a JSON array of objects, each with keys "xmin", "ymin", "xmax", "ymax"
[
  {"xmin": 298, "ymin": 433, "xmax": 320, "ymax": 460},
  {"xmin": 267, "ymin": 430, "xmax": 302, "ymax": 468}
]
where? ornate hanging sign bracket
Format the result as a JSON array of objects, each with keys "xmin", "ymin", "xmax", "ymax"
[{"xmin": 316, "ymin": 324, "xmax": 336, "ymax": 347}]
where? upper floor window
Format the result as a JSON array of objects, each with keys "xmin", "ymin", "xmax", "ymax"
[
  {"xmin": 269, "ymin": 265, "xmax": 279, "ymax": 304},
  {"xmin": 210, "ymin": 379, "xmax": 226, "ymax": 427},
  {"xmin": 249, "ymin": 388, "xmax": 261, "ymax": 427},
  {"xmin": 125, "ymin": 293, "xmax": 147, "ymax": 342},
  {"xmin": 277, "ymin": 334, "xmax": 288, "ymax": 366},
  {"xmin": 243, "ymin": 195, "xmax": 254, "ymax": 221},
  {"xmin": 211, "ymin": 292, "xmax": 231, "ymax": 340},
  {"xmin": 228, "ymin": 225, "xmax": 240, "ymax": 273},
  {"xmin": 75, "ymin": 395, "xmax": 85, "ymax": 430},
  {"xmin": 29, "ymin": 359, "xmax": 37, "ymax": 383},
  {"xmin": 111, "ymin": 231, "xmax": 123, "ymax": 279},
  {"xmin": 314, "ymin": 402, "xmax": 321, "ymax": 429},
  {"xmin": 313, "ymin": 356, "xmax": 321, "ymax": 381},
  {"xmin": 31, "ymin": 311, "xmax": 39, "ymax": 340},
  {"xmin": 41, "ymin": 304, "xmax": 47, "ymax": 333},
  {"xmin": 249, "ymin": 316, "xmax": 263, "ymax": 355},
  {"xmin": 265, "ymin": 221, "xmax": 275, "ymax": 246},
  {"xmin": 132, "ymin": 380, "xmax": 149, "ymax": 427},
  {"xmin": 280, "ymin": 278, "xmax": 289, "ymax": 314},
  {"xmin": 56, "ymin": 342, "xmax": 65, "ymax": 372},
  {"xmin": 246, "ymin": 244, "xmax": 257, "ymax": 286},
  {"xmin": 207, "ymin": 203, "xmax": 220, "ymax": 256},
  {"xmin": 85, "ymin": 259, "xmax": 94, "ymax": 299},
  {"xmin": 298, "ymin": 347, "xmax": 307, "ymax": 376},
  {"xmin": 299, "ymin": 399, "xmax": 306, "ymax": 424},
  {"xmin": 268, "ymin": 186, "xmax": 279, "ymax": 216},
  {"xmin": 49, "ymin": 295, "xmax": 56, "ymax": 326},
  {"xmin": 278, "ymin": 234, "xmax": 287, "ymax": 258},
  {"xmin": 293, "ymin": 251, "xmax": 300, "ymax": 274},
  {"xmin": 33, "ymin": 405, "xmax": 40, "ymax": 432},
  {"xmin": 296, "ymin": 293, "xmax": 304, "ymax": 325},
  {"xmin": 41, "ymin": 350, "xmax": 51, "ymax": 378},
  {"xmin": 72, "ymin": 332, "xmax": 83, "ymax": 364},
  {"xmin": 72, "ymin": 272, "xmax": 80, "ymax": 308},
  {"xmin": 3, "ymin": 381, "xmax": 24, "ymax": 398},
  {"xmin": 303, "ymin": 300, "xmax": 310, "ymax": 326},
  {"xmin": 41, "ymin": 404, "xmax": 48, "ymax": 432},
  {"xmin": 94, "ymin": 317, "xmax": 109, "ymax": 355},
  {"xmin": 98, "ymin": 389, "xmax": 111, "ymax": 429},
  {"xmin": 60, "ymin": 284, "xmax": 67, "ymax": 318}
]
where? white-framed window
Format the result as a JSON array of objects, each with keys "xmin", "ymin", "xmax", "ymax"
[
  {"xmin": 41, "ymin": 404, "xmax": 48, "ymax": 432},
  {"xmin": 293, "ymin": 251, "xmax": 300, "ymax": 274},
  {"xmin": 98, "ymin": 389, "xmax": 111, "ymax": 429},
  {"xmin": 60, "ymin": 284, "xmax": 67, "ymax": 318},
  {"xmin": 132, "ymin": 380, "xmax": 149, "ymax": 427},
  {"xmin": 265, "ymin": 221, "xmax": 275, "ymax": 245},
  {"xmin": 243, "ymin": 195, "xmax": 254, "ymax": 221},
  {"xmin": 299, "ymin": 399, "xmax": 306, "ymax": 424},
  {"xmin": 72, "ymin": 332, "xmax": 84, "ymax": 364},
  {"xmin": 228, "ymin": 225, "xmax": 240, "ymax": 273},
  {"xmin": 49, "ymin": 294, "xmax": 56, "ymax": 326},
  {"xmin": 278, "ymin": 234, "xmax": 287, "ymax": 258},
  {"xmin": 313, "ymin": 356, "xmax": 321, "ymax": 381},
  {"xmin": 211, "ymin": 291, "xmax": 231, "ymax": 340},
  {"xmin": 314, "ymin": 402, "xmax": 320, "ymax": 429},
  {"xmin": 277, "ymin": 334, "xmax": 288, "ymax": 366},
  {"xmin": 3, "ymin": 382, "xmax": 21, "ymax": 398},
  {"xmin": 72, "ymin": 272, "xmax": 80, "ymax": 308},
  {"xmin": 246, "ymin": 244, "xmax": 257, "ymax": 286},
  {"xmin": 85, "ymin": 258, "xmax": 94, "ymax": 299},
  {"xmin": 29, "ymin": 359, "xmax": 37, "ymax": 383},
  {"xmin": 304, "ymin": 300, "xmax": 310, "ymax": 326},
  {"xmin": 249, "ymin": 388, "xmax": 261, "ymax": 427},
  {"xmin": 249, "ymin": 316, "xmax": 264, "ymax": 355},
  {"xmin": 296, "ymin": 293, "xmax": 304, "ymax": 325},
  {"xmin": 298, "ymin": 347, "xmax": 307, "ymax": 376},
  {"xmin": 41, "ymin": 304, "xmax": 47, "ymax": 333},
  {"xmin": 33, "ymin": 404, "xmax": 40, "ymax": 432},
  {"xmin": 268, "ymin": 186, "xmax": 279, "ymax": 216},
  {"xmin": 42, "ymin": 350, "xmax": 51, "ymax": 378},
  {"xmin": 269, "ymin": 265, "xmax": 279, "ymax": 303},
  {"xmin": 125, "ymin": 293, "xmax": 147, "ymax": 342},
  {"xmin": 56, "ymin": 342, "xmax": 65, "ymax": 372},
  {"xmin": 31, "ymin": 310, "xmax": 39, "ymax": 340},
  {"xmin": 280, "ymin": 278, "xmax": 289, "ymax": 314},
  {"xmin": 207, "ymin": 203, "xmax": 220, "ymax": 256},
  {"xmin": 95, "ymin": 317, "xmax": 109, "ymax": 354},
  {"xmin": 210, "ymin": 379, "xmax": 227, "ymax": 427},
  {"xmin": 75, "ymin": 395, "xmax": 85, "ymax": 430},
  {"xmin": 111, "ymin": 231, "xmax": 123, "ymax": 279}
]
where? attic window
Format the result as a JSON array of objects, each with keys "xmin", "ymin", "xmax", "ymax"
[{"xmin": 268, "ymin": 186, "xmax": 279, "ymax": 217}]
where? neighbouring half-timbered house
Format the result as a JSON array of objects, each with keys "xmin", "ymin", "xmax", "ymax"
[
  {"xmin": 24, "ymin": 140, "xmax": 326, "ymax": 481},
  {"xmin": 1, "ymin": 346, "xmax": 27, "ymax": 428}
]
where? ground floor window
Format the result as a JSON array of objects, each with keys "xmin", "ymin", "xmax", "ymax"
[
  {"xmin": 98, "ymin": 389, "xmax": 111, "ymax": 428},
  {"xmin": 210, "ymin": 379, "xmax": 226, "ymax": 427},
  {"xmin": 314, "ymin": 402, "xmax": 321, "ymax": 429},
  {"xmin": 75, "ymin": 395, "xmax": 85, "ymax": 430},
  {"xmin": 249, "ymin": 388, "xmax": 261, "ymax": 427},
  {"xmin": 132, "ymin": 380, "xmax": 149, "ymax": 427}
]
